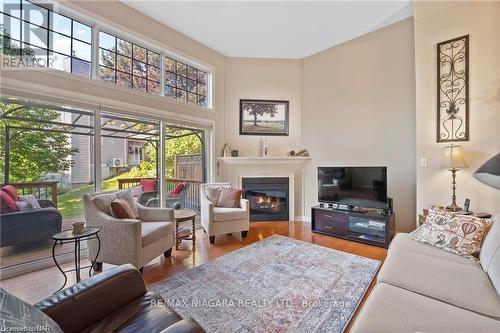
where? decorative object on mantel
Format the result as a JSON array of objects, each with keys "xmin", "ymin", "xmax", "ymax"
[
  {"xmin": 231, "ymin": 149, "xmax": 239, "ymax": 157},
  {"xmin": 222, "ymin": 143, "xmax": 231, "ymax": 157},
  {"xmin": 441, "ymin": 145, "xmax": 467, "ymax": 211},
  {"xmin": 288, "ymin": 149, "xmax": 309, "ymax": 157},
  {"xmin": 473, "ymin": 152, "xmax": 500, "ymax": 190},
  {"xmin": 260, "ymin": 138, "xmax": 269, "ymax": 156},
  {"xmin": 239, "ymin": 99, "xmax": 289, "ymax": 136},
  {"xmin": 437, "ymin": 35, "xmax": 469, "ymax": 143}
]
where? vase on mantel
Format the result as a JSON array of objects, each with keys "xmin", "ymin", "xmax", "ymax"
[{"xmin": 260, "ymin": 139, "xmax": 269, "ymax": 157}]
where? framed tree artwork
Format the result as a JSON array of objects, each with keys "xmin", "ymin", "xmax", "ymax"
[{"xmin": 239, "ymin": 99, "xmax": 289, "ymax": 136}]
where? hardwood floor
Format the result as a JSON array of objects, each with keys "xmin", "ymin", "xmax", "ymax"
[{"xmin": 1, "ymin": 221, "xmax": 387, "ymax": 330}]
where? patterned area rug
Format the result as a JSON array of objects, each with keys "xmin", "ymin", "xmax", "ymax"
[{"xmin": 150, "ymin": 235, "xmax": 380, "ymax": 332}]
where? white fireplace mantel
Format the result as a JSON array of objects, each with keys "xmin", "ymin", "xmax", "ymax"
[{"xmin": 217, "ymin": 156, "xmax": 311, "ymax": 165}]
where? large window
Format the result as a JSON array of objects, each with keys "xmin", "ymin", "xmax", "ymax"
[
  {"xmin": 0, "ymin": 0, "xmax": 92, "ymax": 76},
  {"xmin": 98, "ymin": 31, "xmax": 161, "ymax": 94},
  {"xmin": 164, "ymin": 57, "xmax": 208, "ymax": 107}
]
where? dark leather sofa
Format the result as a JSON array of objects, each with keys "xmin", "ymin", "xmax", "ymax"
[
  {"xmin": 0, "ymin": 199, "xmax": 62, "ymax": 247},
  {"xmin": 35, "ymin": 264, "xmax": 204, "ymax": 333}
]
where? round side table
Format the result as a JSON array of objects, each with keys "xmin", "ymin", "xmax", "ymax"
[{"xmin": 52, "ymin": 227, "xmax": 100, "ymax": 293}]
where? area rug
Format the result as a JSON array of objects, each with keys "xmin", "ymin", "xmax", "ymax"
[{"xmin": 149, "ymin": 235, "xmax": 380, "ymax": 332}]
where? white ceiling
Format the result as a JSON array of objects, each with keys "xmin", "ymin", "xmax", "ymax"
[{"xmin": 121, "ymin": 1, "xmax": 413, "ymax": 59}]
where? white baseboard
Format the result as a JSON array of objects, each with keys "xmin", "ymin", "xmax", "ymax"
[
  {"xmin": 0, "ymin": 249, "xmax": 88, "ymax": 280},
  {"xmin": 293, "ymin": 216, "xmax": 311, "ymax": 223}
]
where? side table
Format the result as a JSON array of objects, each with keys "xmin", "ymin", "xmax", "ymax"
[
  {"xmin": 51, "ymin": 227, "xmax": 100, "ymax": 293},
  {"xmin": 174, "ymin": 210, "xmax": 197, "ymax": 250}
]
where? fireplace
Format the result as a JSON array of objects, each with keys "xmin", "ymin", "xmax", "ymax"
[{"xmin": 242, "ymin": 177, "xmax": 289, "ymax": 221}]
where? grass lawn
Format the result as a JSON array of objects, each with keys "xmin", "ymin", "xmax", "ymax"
[{"xmin": 57, "ymin": 175, "xmax": 131, "ymax": 219}]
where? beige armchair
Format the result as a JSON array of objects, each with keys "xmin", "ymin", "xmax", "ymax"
[
  {"xmin": 83, "ymin": 190, "xmax": 175, "ymax": 273},
  {"xmin": 200, "ymin": 183, "xmax": 249, "ymax": 244}
]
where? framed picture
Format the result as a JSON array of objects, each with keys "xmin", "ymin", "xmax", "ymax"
[{"xmin": 239, "ymin": 99, "xmax": 289, "ymax": 136}]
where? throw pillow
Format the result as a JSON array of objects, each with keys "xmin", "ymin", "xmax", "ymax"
[
  {"xmin": 19, "ymin": 195, "xmax": 42, "ymax": 209},
  {"xmin": 110, "ymin": 199, "xmax": 136, "ymax": 219},
  {"xmin": 205, "ymin": 186, "xmax": 222, "ymax": 205},
  {"xmin": 171, "ymin": 182, "xmax": 186, "ymax": 198},
  {"xmin": 140, "ymin": 178, "xmax": 157, "ymax": 192},
  {"xmin": 93, "ymin": 190, "xmax": 139, "ymax": 218},
  {"xmin": 15, "ymin": 201, "xmax": 33, "ymax": 211},
  {"xmin": 412, "ymin": 207, "xmax": 492, "ymax": 259},
  {"xmin": 216, "ymin": 188, "xmax": 243, "ymax": 208},
  {"xmin": 0, "ymin": 190, "xmax": 18, "ymax": 213},
  {"xmin": 0, "ymin": 288, "xmax": 63, "ymax": 333},
  {"xmin": 129, "ymin": 185, "xmax": 143, "ymax": 198},
  {"xmin": 1, "ymin": 185, "xmax": 18, "ymax": 201}
]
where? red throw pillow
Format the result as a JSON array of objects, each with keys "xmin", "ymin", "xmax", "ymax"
[
  {"xmin": 110, "ymin": 199, "xmax": 135, "ymax": 219},
  {"xmin": 216, "ymin": 188, "xmax": 243, "ymax": 208},
  {"xmin": 139, "ymin": 179, "xmax": 157, "ymax": 192},
  {"xmin": 172, "ymin": 182, "xmax": 186, "ymax": 197},
  {"xmin": 0, "ymin": 190, "xmax": 19, "ymax": 213},
  {"xmin": 1, "ymin": 185, "xmax": 18, "ymax": 201}
]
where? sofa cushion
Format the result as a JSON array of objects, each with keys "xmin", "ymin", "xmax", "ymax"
[
  {"xmin": 0, "ymin": 288, "xmax": 63, "ymax": 333},
  {"xmin": 111, "ymin": 199, "xmax": 136, "ymax": 219},
  {"xmin": 216, "ymin": 188, "xmax": 242, "ymax": 208},
  {"xmin": 413, "ymin": 207, "xmax": 492, "ymax": 260},
  {"xmin": 350, "ymin": 283, "xmax": 500, "ymax": 333},
  {"xmin": 378, "ymin": 248, "xmax": 500, "ymax": 318},
  {"xmin": 0, "ymin": 189, "xmax": 18, "ymax": 213},
  {"xmin": 389, "ymin": 232, "xmax": 480, "ymax": 268},
  {"xmin": 213, "ymin": 207, "xmax": 247, "ymax": 222},
  {"xmin": 142, "ymin": 222, "xmax": 173, "ymax": 247},
  {"xmin": 480, "ymin": 218, "xmax": 500, "ymax": 272}
]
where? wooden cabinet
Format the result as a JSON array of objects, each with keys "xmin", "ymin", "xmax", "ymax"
[{"xmin": 311, "ymin": 206, "xmax": 395, "ymax": 248}]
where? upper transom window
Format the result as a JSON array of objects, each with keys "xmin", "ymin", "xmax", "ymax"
[
  {"xmin": 98, "ymin": 31, "xmax": 161, "ymax": 94},
  {"xmin": 0, "ymin": 0, "xmax": 92, "ymax": 77},
  {"xmin": 164, "ymin": 57, "xmax": 208, "ymax": 108}
]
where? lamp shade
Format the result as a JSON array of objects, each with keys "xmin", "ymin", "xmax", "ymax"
[
  {"xmin": 474, "ymin": 153, "xmax": 500, "ymax": 190},
  {"xmin": 442, "ymin": 145, "xmax": 466, "ymax": 169}
]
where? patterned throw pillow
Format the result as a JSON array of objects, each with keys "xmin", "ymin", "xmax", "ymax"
[
  {"xmin": 412, "ymin": 207, "xmax": 492, "ymax": 259},
  {"xmin": 19, "ymin": 195, "xmax": 42, "ymax": 209},
  {"xmin": 0, "ymin": 288, "xmax": 63, "ymax": 332},
  {"xmin": 216, "ymin": 188, "xmax": 243, "ymax": 208},
  {"xmin": 205, "ymin": 187, "xmax": 222, "ymax": 205}
]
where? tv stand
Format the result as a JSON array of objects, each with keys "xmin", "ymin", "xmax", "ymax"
[{"xmin": 311, "ymin": 206, "xmax": 395, "ymax": 248}]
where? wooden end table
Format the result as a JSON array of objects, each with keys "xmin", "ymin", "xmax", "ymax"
[{"xmin": 174, "ymin": 209, "xmax": 197, "ymax": 250}]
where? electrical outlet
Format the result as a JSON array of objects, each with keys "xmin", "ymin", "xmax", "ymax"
[{"xmin": 420, "ymin": 158, "xmax": 428, "ymax": 167}]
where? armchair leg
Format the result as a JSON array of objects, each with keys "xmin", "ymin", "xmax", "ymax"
[
  {"xmin": 203, "ymin": 229, "xmax": 207, "ymax": 233},
  {"xmin": 209, "ymin": 236, "xmax": 215, "ymax": 244},
  {"xmin": 241, "ymin": 231, "xmax": 248, "ymax": 238},
  {"xmin": 164, "ymin": 248, "xmax": 172, "ymax": 257},
  {"xmin": 139, "ymin": 267, "xmax": 144, "ymax": 274},
  {"xmin": 91, "ymin": 261, "xmax": 103, "ymax": 271}
]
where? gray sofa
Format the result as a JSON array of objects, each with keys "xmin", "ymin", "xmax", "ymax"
[
  {"xmin": 351, "ymin": 215, "xmax": 500, "ymax": 332},
  {"xmin": 0, "ymin": 199, "xmax": 62, "ymax": 247}
]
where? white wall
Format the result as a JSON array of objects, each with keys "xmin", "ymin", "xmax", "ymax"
[
  {"xmin": 301, "ymin": 18, "xmax": 417, "ymax": 232},
  {"xmin": 223, "ymin": 58, "xmax": 302, "ymax": 157},
  {"xmin": 414, "ymin": 1, "xmax": 500, "ymax": 217}
]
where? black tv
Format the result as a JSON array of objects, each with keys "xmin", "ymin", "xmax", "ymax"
[{"xmin": 318, "ymin": 166, "xmax": 387, "ymax": 208}]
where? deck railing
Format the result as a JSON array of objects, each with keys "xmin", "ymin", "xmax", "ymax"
[
  {"xmin": 1, "ymin": 181, "xmax": 58, "ymax": 208},
  {"xmin": 118, "ymin": 177, "xmax": 202, "ymax": 212}
]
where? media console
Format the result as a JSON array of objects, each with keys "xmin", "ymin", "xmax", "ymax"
[{"xmin": 311, "ymin": 205, "xmax": 395, "ymax": 248}]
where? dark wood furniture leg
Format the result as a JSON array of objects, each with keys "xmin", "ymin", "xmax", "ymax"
[
  {"xmin": 139, "ymin": 267, "xmax": 144, "ymax": 274},
  {"xmin": 92, "ymin": 261, "xmax": 103, "ymax": 271},
  {"xmin": 164, "ymin": 248, "xmax": 172, "ymax": 257},
  {"xmin": 209, "ymin": 236, "xmax": 215, "ymax": 244},
  {"xmin": 241, "ymin": 231, "xmax": 248, "ymax": 238}
]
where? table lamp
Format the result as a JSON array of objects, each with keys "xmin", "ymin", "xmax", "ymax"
[
  {"xmin": 442, "ymin": 145, "xmax": 466, "ymax": 211},
  {"xmin": 474, "ymin": 153, "xmax": 500, "ymax": 190}
]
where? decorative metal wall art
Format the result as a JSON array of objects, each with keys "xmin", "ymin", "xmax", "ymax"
[{"xmin": 437, "ymin": 35, "xmax": 469, "ymax": 143}]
